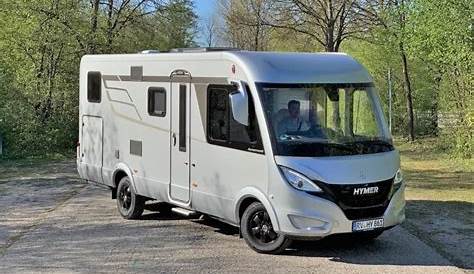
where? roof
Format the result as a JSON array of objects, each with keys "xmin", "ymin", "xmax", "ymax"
[
  {"xmin": 81, "ymin": 50, "xmax": 373, "ymax": 84},
  {"xmin": 225, "ymin": 51, "xmax": 372, "ymax": 84}
]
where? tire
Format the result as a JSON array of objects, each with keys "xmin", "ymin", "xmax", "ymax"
[
  {"xmin": 240, "ymin": 202, "xmax": 292, "ymax": 254},
  {"xmin": 116, "ymin": 176, "xmax": 145, "ymax": 219}
]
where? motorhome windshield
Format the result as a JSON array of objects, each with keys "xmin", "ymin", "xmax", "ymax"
[{"xmin": 257, "ymin": 83, "xmax": 393, "ymax": 157}]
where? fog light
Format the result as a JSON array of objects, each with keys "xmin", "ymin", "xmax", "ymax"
[{"xmin": 288, "ymin": 215, "xmax": 328, "ymax": 231}]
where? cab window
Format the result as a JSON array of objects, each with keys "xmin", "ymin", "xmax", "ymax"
[{"xmin": 207, "ymin": 85, "xmax": 263, "ymax": 152}]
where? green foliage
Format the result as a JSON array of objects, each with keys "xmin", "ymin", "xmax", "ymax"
[
  {"xmin": 407, "ymin": 0, "xmax": 473, "ymax": 157},
  {"xmin": 0, "ymin": 0, "xmax": 197, "ymax": 158},
  {"xmin": 0, "ymin": 0, "xmax": 471, "ymax": 160},
  {"xmin": 341, "ymin": 0, "xmax": 472, "ymax": 157}
]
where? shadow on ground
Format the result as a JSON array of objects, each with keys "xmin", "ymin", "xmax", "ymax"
[
  {"xmin": 404, "ymin": 200, "xmax": 473, "ymax": 270},
  {"xmin": 139, "ymin": 200, "xmax": 466, "ymax": 269}
]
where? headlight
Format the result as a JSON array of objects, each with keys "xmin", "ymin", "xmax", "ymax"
[
  {"xmin": 394, "ymin": 168, "xmax": 403, "ymax": 185},
  {"xmin": 279, "ymin": 166, "xmax": 323, "ymax": 193}
]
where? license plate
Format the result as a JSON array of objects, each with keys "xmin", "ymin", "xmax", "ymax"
[{"xmin": 352, "ymin": 218, "xmax": 384, "ymax": 232}]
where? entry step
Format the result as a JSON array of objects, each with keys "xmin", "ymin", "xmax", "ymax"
[{"xmin": 171, "ymin": 207, "xmax": 200, "ymax": 217}]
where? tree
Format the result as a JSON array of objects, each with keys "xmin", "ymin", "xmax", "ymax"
[
  {"xmin": 156, "ymin": 0, "xmax": 198, "ymax": 49},
  {"xmin": 255, "ymin": 0, "xmax": 377, "ymax": 52},
  {"xmin": 355, "ymin": 0, "xmax": 416, "ymax": 141},
  {"xmin": 0, "ymin": 0, "xmax": 198, "ymax": 157},
  {"xmin": 220, "ymin": 0, "xmax": 272, "ymax": 50},
  {"xmin": 407, "ymin": 0, "xmax": 473, "ymax": 155},
  {"xmin": 397, "ymin": 0, "xmax": 415, "ymax": 141},
  {"xmin": 223, "ymin": 0, "xmax": 389, "ymax": 126},
  {"xmin": 104, "ymin": 0, "xmax": 165, "ymax": 53},
  {"xmin": 202, "ymin": 14, "xmax": 217, "ymax": 47}
]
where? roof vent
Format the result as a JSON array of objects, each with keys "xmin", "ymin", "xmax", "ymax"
[
  {"xmin": 170, "ymin": 47, "xmax": 240, "ymax": 53},
  {"xmin": 140, "ymin": 50, "xmax": 160, "ymax": 54}
]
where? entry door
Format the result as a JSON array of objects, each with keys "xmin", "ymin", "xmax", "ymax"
[
  {"xmin": 170, "ymin": 81, "xmax": 191, "ymax": 202},
  {"xmin": 81, "ymin": 115, "xmax": 103, "ymax": 183}
]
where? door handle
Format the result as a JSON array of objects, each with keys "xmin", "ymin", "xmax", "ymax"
[{"xmin": 172, "ymin": 133, "xmax": 176, "ymax": 146}]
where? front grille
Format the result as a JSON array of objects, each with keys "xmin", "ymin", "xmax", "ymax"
[{"xmin": 313, "ymin": 178, "xmax": 394, "ymax": 220}]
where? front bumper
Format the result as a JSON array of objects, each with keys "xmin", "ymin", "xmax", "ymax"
[{"xmin": 273, "ymin": 184, "xmax": 405, "ymax": 238}]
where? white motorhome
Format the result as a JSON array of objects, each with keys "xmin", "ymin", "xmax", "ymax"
[{"xmin": 77, "ymin": 48, "xmax": 405, "ymax": 254}]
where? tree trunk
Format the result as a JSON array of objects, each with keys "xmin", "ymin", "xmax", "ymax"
[
  {"xmin": 400, "ymin": 42, "xmax": 415, "ymax": 141},
  {"xmin": 106, "ymin": 0, "xmax": 114, "ymax": 53},
  {"xmin": 88, "ymin": 0, "xmax": 100, "ymax": 54},
  {"xmin": 325, "ymin": 20, "xmax": 336, "ymax": 52},
  {"xmin": 344, "ymin": 90, "xmax": 354, "ymax": 135},
  {"xmin": 254, "ymin": 23, "xmax": 260, "ymax": 51},
  {"xmin": 325, "ymin": 27, "xmax": 340, "ymax": 126},
  {"xmin": 432, "ymin": 73, "xmax": 441, "ymax": 135},
  {"xmin": 332, "ymin": 100, "xmax": 341, "ymax": 129}
]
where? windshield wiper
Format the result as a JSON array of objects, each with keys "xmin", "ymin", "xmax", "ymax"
[
  {"xmin": 351, "ymin": 139, "xmax": 392, "ymax": 146},
  {"xmin": 279, "ymin": 140, "xmax": 359, "ymax": 153},
  {"xmin": 308, "ymin": 141, "xmax": 359, "ymax": 154},
  {"xmin": 347, "ymin": 139, "xmax": 394, "ymax": 150}
]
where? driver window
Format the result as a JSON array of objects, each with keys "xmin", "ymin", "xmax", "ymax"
[
  {"xmin": 309, "ymin": 87, "xmax": 326, "ymax": 128},
  {"xmin": 208, "ymin": 88, "xmax": 229, "ymax": 142},
  {"xmin": 352, "ymin": 90, "xmax": 379, "ymax": 137},
  {"xmin": 325, "ymin": 88, "xmax": 345, "ymax": 133},
  {"xmin": 207, "ymin": 85, "xmax": 263, "ymax": 152}
]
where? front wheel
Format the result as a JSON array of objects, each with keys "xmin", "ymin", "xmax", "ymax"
[
  {"xmin": 240, "ymin": 202, "xmax": 291, "ymax": 254},
  {"xmin": 116, "ymin": 176, "xmax": 145, "ymax": 219}
]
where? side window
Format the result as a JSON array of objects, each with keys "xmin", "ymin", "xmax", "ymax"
[
  {"xmin": 207, "ymin": 85, "xmax": 263, "ymax": 152},
  {"xmin": 87, "ymin": 71, "xmax": 101, "ymax": 103},
  {"xmin": 229, "ymin": 84, "xmax": 260, "ymax": 145},
  {"xmin": 208, "ymin": 88, "xmax": 229, "ymax": 142},
  {"xmin": 352, "ymin": 89, "xmax": 379, "ymax": 136},
  {"xmin": 148, "ymin": 87, "xmax": 166, "ymax": 117}
]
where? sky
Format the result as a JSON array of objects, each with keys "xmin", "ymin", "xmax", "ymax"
[
  {"xmin": 194, "ymin": 0, "xmax": 216, "ymax": 21},
  {"xmin": 194, "ymin": 0, "xmax": 218, "ymax": 46}
]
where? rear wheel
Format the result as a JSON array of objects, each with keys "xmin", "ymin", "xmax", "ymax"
[
  {"xmin": 241, "ymin": 202, "xmax": 291, "ymax": 254},
  {"xmin": 116, "ymin": 176, "xmax": 145, "ymax": 219}
]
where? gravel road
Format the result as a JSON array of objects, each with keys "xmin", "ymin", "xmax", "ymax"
[{"xmin": 0, "ymin": 162, "xmax": 467, "ymax": 274}]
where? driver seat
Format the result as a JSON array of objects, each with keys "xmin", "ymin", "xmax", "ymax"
[{"xmin": 273, "ymin": 108, "xmax": 289, "ymax": 131}]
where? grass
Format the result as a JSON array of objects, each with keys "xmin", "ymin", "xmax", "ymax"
[
  {"xmin": 397, "ymin": 138, "xmax": 474, "ymax": 202},
  {"xmin": 0, "ymin": 152, "xmax": 71, "ymax": 165},
  {"xmin": 0, "ymin": 154, "xmax": 73, "ymax": 180},
  {"xmin": 396, "ymin": 137, "xmax": 474, "ymax": 270}
]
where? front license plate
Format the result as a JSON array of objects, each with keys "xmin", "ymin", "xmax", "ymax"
[{"xmin": 352, "ymin": 218, "xmax": 384, "ymax": 232}]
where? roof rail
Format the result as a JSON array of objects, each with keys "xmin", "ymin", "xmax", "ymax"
[{"xmin": 170, "ymin": 47, "xmax": 240, "ymax": 53}]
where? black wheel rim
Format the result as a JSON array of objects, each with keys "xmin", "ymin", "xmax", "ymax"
[
  {"xmin": 118, "ymin": 181, "xmax": 132, "ymax": 211},
  {"xmin": 248, "ymin": 210, "xmax": 278, "ymax": 244}
]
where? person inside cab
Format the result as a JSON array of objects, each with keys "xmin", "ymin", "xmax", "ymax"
[
  {"xmin": 276, "ymin": 99, "xmax": 327, "ymax": 140},
  {"xmin": 277, "ymin": 100, "xmax": 310, "ymax": 136}
]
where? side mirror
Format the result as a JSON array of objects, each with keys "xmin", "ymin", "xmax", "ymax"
[{"xmin": 229, "ymin": 83, "xmax": 249, "ymax": 126}]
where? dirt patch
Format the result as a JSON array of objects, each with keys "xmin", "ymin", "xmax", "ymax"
[
  {"xmin": 0, "ymin": 160, "xmax": 85, "ymax": 253},
  {"xmin": 404, "ymin": 200, "xmax": 474, "ymax": 270}
]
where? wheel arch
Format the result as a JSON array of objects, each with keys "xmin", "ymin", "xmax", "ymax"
[
  {"xmin": 234, "ymin": 187, "xmax": 280, "ymax": 232},
  {"xmin": 112, "ymin": 163, "xmax": 138, "ymax": 195}
]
